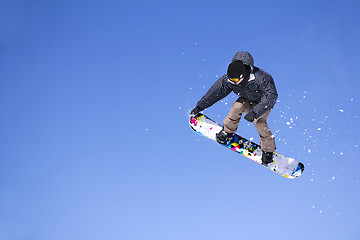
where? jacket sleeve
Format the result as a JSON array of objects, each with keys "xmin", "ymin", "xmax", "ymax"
[
  {"xmin": 195, "ymin": 75, "xmax": 232, "ymax": 111},
  {"xmin": 251, "ymin": 75, "xmax": 278, "ymax": 118}
]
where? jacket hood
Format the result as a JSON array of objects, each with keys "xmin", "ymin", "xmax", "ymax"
[{"xmin": 232, "ymin": 51, "xmax": 254, "ymax": 67}]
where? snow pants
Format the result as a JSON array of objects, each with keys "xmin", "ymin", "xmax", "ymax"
[{"xmin": 223, "ymin": 97, "xmax": 276, "ymax": 152}]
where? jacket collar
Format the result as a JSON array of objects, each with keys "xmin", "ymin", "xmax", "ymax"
[{"xmin": 249, "ymin": 66, "xmax": 255, "ymax": 81}]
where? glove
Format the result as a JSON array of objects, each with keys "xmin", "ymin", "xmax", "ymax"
[
  {"xmin": 244, "ymin": 111, "xmax": 256, "ymax": 122},
  {"xmin": 190, "ymin": 106, "xmax": 202, "ymax": 118}
]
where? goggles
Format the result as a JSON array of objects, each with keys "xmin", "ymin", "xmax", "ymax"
[{"xmin": 228, "ymin": 74, "xmax": 244, "ymax": 83}]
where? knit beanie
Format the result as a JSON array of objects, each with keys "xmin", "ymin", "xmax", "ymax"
[{"xmin": 227, "ymin": 60, "xmax": 250, "ymax": 81}]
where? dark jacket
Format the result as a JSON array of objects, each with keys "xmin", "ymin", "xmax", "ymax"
[{"xmin": 195, "ymin": 51, "xmax": 278, "ymax": 119}]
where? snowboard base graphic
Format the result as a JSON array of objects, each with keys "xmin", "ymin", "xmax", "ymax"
[{"xmin": 189, "ymin": 114, "xmax": 304, "ymax": 179}]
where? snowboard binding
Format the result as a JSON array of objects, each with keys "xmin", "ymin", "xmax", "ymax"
[{"xmin": 216, "ymin": 128, "xmax": 234, "ymax": 145}]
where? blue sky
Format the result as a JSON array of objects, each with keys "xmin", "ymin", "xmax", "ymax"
[{"xmin": 1, "ymin": 0, "xmax": 360, "ymax": 239}]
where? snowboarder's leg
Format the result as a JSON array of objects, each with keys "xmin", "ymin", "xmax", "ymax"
[
  {"xmin": 223, "ymin": 97, "xmax": 252, "ymax": 133},
  {"xmin": 253, "ymin": 110, "xmax": 276, "ymax": 153}
]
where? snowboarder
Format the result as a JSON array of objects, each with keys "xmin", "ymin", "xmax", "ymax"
[{"xmin": 190, "ymin": 51, "xmax": 278, "ymax": 165}]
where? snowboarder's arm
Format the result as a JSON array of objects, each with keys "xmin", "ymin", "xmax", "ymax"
[
  {"xmin": 251, "ymin": 75, "xmax": 278, "ymax": 118},
  {"xmin": 195, "ymin": 75, "xmax": 232, "ymax": 111}
]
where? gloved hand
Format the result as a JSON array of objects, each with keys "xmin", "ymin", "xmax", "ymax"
[
  {"xmin": 244, "ymin": 111, "xmax": 256, "ymax": 122},
  {"xmin": 190, "ymin": 106, "xmax": 202, "ymax": 118}
]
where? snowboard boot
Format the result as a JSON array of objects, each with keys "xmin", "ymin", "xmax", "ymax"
[
  {"xmin": 216, "ymin": 128, "xmax": 233, "ymax": 145},
  {"xmin": 261, "ymin": 150, "xmax": 274, "ymax": 165}
]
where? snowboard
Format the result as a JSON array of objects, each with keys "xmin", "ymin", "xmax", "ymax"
[{"xmin": 189, "ymin": 113, "xmax": 304, "ymax": 179}]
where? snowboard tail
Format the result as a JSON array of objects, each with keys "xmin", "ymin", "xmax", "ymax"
[{"xmin": 189, "ymin": 114, "xmax": 304, "ymax": 179}]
